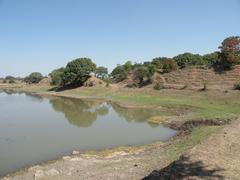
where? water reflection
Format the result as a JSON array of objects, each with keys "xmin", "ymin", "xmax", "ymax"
[
  {"xmin": 49, "ymin": 96, "xmax": 166, "ymax": 128},
  {"xmin": 49, "ymin": 97, "xmax": 109, "ymax": 127}
]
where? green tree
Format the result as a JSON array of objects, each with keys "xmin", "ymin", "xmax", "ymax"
[
  {"xmin": 111, "ymin": 65, "xmax": 127, "ymax": 82},
  {"xmin": 95, "ymin": 66, "xmax": 108, "ymax": 79},
  {"xmin": 49, "ymin": 67, "xmax": 65, "ymax": 86},
  {"xmin": 24, "ymin": 72, "xmax": 43, "ymax": 84},
  {"xmin": 123, "ymin": 61, "xmax": 133, "ymax": 72},
  {"xmin": 5, "ymin": 76, "xmax": 16, "ymax": 83},
  {"xmin": 202, "ymin": 52, "xmax": 220, "ymax": 67},
  {"xmin": 151, "ymin": 57, "xmax": 169, "ymax": 68},
  {"xmin": 61, "ymin": 58, "xmax": 96, "ymax": 86},
  {"xmin": 173, "ymin": 53, "xmax": 204, "ymax": 68}
]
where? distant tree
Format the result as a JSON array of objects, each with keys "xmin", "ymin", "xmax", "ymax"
[
  {"xmin": 5, "ymin": 76, "xmax": 15, "ymax": 80},
  {"xmin": 111, "ymin": 65, "xmax": 127, "ymax": 82},
  {"xmin": 151, "ymin": 57, "xmax": 169, "ymax": 68},
  {"xmin": 61, "ymin": 58, "xmax": 96, "ymax": 86},
  {"xmin": 123, "ymin": 61, "xmax": 133, "ymax": 72},
  {"xmin": 95, "ymin": 66, "xmax": 108, "ymax": 79},
  {"xmin": 9, "ymin": 79, "xmax": 15, "ymax": 84},
  {"xmin": 161, "ymin": 58, "xmax": 177, "ymax": 73},
  {"xmin": 147, "ymin": 64, "xmax": 157, "ymax": 76},
  {"xmin": 24, "ymin": 72, "xmax": 43, "ymax": 84},
  {"xmin": 173, "ymin": 53, "xmax": 205, "ymax": 68},
  {"xmin": 218, "ymin": 36, "xmax": 240, "ymax": 70},
  {"xmin": 203, "ymin": 52, "xmax": 220, "ymax": 67},
  {"xmin": 49, "ymin": 67, "xmax": 65, "ymax": 86},
  {"xmin": 5, "ymin": 75, "xmax": 16, "ymax": 83}
]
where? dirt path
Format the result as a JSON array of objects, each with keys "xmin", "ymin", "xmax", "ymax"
[{"xmin": 143, "ymin": 119, "xmax": 240, "ymax": 180}]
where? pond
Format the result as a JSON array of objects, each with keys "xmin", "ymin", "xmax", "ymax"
[{"xmin": 0, "ymin": 91, "xmax": 177, "ymax": 176}]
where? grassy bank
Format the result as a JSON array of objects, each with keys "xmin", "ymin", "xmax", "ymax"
[{"xmin": 6, "ymin": 84, "xmax": 240, "ymax": 122}]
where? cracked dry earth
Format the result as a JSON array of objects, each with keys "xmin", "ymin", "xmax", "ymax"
[{"xmin": 3, "ymin": 119, "xmax": 240, "ymax": 180}]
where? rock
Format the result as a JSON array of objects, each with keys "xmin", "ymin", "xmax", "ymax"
[
  {"xmin": 70, "ymin": 157, "xmax": 83, "ymax": 161},
  {"xmin": 72, "ymin": 150, "xmax": 80, "ymax": 155},
  {"xmin": 34, "ymin": 170, "xmax": 44, "ymax": 180},
  {"xmin": 62, "ymin": 156, "xmax": 71, "ymax": 160},
  {"xmin": 45, "ymin": 169, "xmax": 60, "ymax": 176},
  {"xmin": 28, "ymin": 165, "xmax": 42, "ymax": 172}
]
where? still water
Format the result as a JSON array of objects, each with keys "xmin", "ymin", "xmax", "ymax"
[{"xmin": 0, "ymin": 91, "xmax": 177, "ymax": 176}]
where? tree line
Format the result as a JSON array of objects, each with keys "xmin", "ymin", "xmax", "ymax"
[{"xmin": 1, "ymin": 36, "xmax": 240, "ymax": 87}]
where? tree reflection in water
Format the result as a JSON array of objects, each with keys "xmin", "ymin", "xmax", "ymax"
[
  {"xmin": 49, "ymin": 97, "xmax": 166, "ymax": 128},
  {"xmin": 49, "ymin": 97, "xmax": 108, "ymax": 127}
]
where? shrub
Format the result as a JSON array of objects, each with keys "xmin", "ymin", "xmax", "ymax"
[
  {"xmin": 126, "ymin": 83, "xmax": 138, "ymax": 88},
  {"xmin": 61, "ymin": 58, "xmax": 96, "ymax": 87},
  {"xmin": 234, "ymin": 82, "xmax": 240, "ymax": 90},
  {"xmin": 49, "ymin": 67, "xmax": 65, "ymax": 86},
  {"xmin": 9, "ymin": 79, "xmax": 15, "ymax": 84},
  {"xmin": 134, "ymin": 66, "xmax": 149, "ymax": 84},
  {"xmin": 154, "ymin": 82, "xmax": 164, "ymax": 90},
  {"xmin": 111, "ymin": 65, "xmax": 127, "ymax": 82},
  {"xmin": 161, "ymin": 59, "xmax": 177, "ymax": 73}
]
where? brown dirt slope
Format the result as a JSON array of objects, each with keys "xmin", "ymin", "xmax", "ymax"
[
  {"xmin": 143, "ymin": 118, "xmax": 240, "ymax": 180},
  {"xmin": 161, "ymin": 65, "xmax": 240, "ymax": 90}
]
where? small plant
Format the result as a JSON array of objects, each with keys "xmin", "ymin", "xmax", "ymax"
[
  {"xmin": 202, "ymin": 83, "xmax": 207, "ymax": 91},
  {"xmin": 180, "ymin": 84, "xmax": 188, "ymax": 90},
  {"xmin": 9, "ymin": 79, "xmax": 15, "ymax": 84},
  {"xmin": 233, "ymin": 82, "xmax": 240, "ymax": 90},
  {"xmin": 154, "ymin": 82, "xmax": 164, "ymax": 90},
  {"xmin": 126, "ymin": 83, "xmax": 138, "ymax": 88}
]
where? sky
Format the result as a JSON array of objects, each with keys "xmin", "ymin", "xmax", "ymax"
[{"xmin": 0, "ymin": 0, "xmax": 240, "ymax": 77}]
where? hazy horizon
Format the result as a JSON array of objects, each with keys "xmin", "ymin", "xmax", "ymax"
[{"xmin": 0, "ymin": 0, "xmax": 240, "ymax": 77}]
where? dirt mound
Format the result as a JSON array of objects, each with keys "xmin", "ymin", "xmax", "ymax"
[
  {"xmin": 84, "ymin": 76, "xmax": 106, "ymax": 87},
  {"xmin": 38, "ymin": 78, "xmax": 51, "ymax": 86}
]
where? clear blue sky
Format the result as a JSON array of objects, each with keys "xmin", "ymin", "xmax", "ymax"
[{"xmin": 0, "ymin": 0, "xmax": 239, "ymax": 77}]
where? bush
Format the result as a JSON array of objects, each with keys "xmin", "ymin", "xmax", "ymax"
[
  {"xmin": 9, "ymin": 79, "xmax": 15, "ymax": 84},
  {"xmin": 61, "ymin": 58, "xmax": 96, "ymax": 87},
  {"xmin": 49, "ymin": 67, "xmax": 65, "ymax": 86},
  {"xmin": 111, "ymin": 65, "xmax": 127, "ymax": 82},
  {"xmin": 161, "ymin": 59, "xmax": 177, "ymax": 73},
  {"xmin": 153, "ymin": 82, "xmax": 164, "ymax": 90},
  {"xmin": 24, "ymin": 72, "xmax": 43, "ymax": 84},
  {"xmin": 234, "ymin": 82, "xmax": 240, "ymax": 90},
  {"xmin": 126, "ymin": 83, "xmax": 138, "ymax": 88}
]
